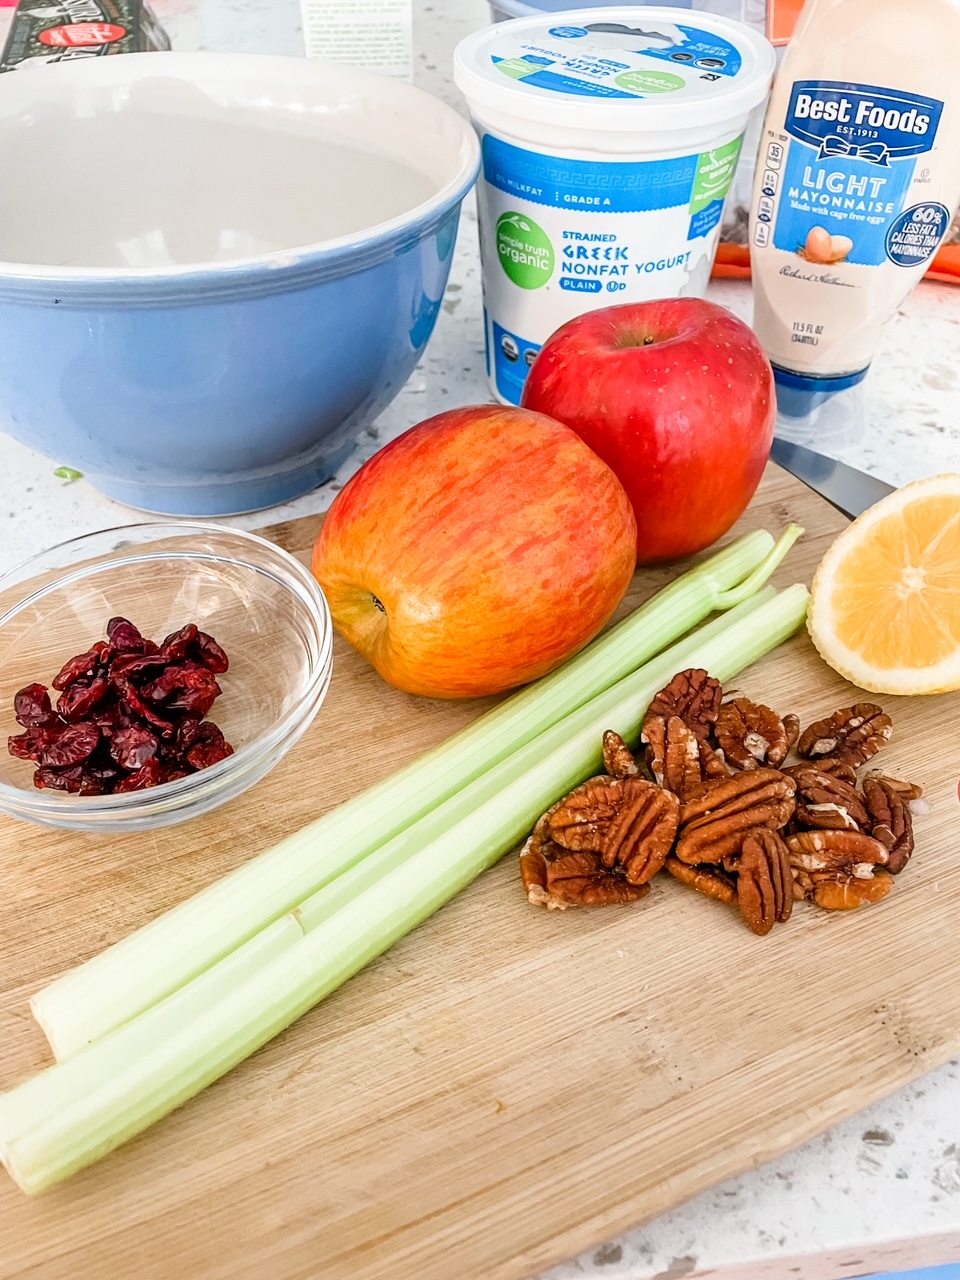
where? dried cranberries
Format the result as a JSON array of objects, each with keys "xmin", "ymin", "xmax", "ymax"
[{"xmin": 7, "ymin": 617, "xmax": 234, "ymax": 795}]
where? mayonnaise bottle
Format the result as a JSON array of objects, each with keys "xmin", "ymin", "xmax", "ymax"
[{"xmin": 749, "ymin": 0, "xmax": 960, "ymax": 441}]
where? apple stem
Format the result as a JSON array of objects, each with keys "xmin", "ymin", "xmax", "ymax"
[
  {"xmin": 614, "ymin": 330, "xmax": 666, "ymax": 350},
  {"xmin": 716, "ymin": 524, "xmax": 804, "ymax": 609}
]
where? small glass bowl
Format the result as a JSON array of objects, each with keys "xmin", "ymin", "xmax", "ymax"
[{"xmin": 0, "ymin": 523, "xmax": 333, "ymax": 831}]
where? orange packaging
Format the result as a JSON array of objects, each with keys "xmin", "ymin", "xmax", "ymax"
[{"xmin": 766, "ymin": 0, "xmax": 806, "ymax": 44}]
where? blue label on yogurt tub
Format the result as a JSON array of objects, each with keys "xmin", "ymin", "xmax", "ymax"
[
  {"xmin": 688, "ymin": 199, "xmax": 724, "ymax": 240},
  {"xmin": 483, "ymin": 135, "xmax": 699, "ymax": 213}
]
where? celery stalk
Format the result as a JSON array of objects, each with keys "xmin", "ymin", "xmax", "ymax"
[
  {"xmin": 293, "ymin": 588, "xmax": 780, "ymax": 934},
  {"xmin": 29, "ymin": 917, "xmax": 305, "ymax": 1058},
  {"xmin": 32, "ymin": 527, "xmax": 801, "ymax": 1060},
  {"xmin": 1, "ymin": 584, "xmax": 809, "ymax": 1194}
]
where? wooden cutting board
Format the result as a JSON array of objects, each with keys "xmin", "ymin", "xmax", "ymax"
[{"xmin": 2, "ymin": 463, "xmax": 958, "ymax": 1280}]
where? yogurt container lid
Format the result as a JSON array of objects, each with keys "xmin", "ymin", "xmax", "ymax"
[
  {"xmin": 494, "ymin": 0, "xmax": 689, "ymax": 12},
  {"xmin": 454, "ymin": 7, "xmax": 775, "ymax": 131}
]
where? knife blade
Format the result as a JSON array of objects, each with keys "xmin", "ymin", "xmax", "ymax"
[{"xmin": 769, "ymin": 437, "xmax": 895, "ymax": 519}]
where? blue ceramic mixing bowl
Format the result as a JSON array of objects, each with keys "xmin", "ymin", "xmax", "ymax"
[{"xmin": 0, "ymin": 53, "xmax": 480, "ymax": 515}]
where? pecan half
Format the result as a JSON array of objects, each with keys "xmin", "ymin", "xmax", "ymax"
[
  {"xmin": 675, "ymin": 770, "xmax": 796, "ymax": 865},
  {"xmin": 543, "ymin": 777, "xmax": 624, "ymax": 851},
  {"xmin": 602, "ymin": 730, "xmax": 640, "ymax": 779},
  {"xmin": 519, "ymin": 827, "xmax": 554, "ymax": 907},
  {"xmin": 785, "ymin": 827, "xmax": 889, "ymax": 873},
  {"xmin": 527, "ymin": 773, "xmax": 679, "ymax": 899},
  {"xmin": 783, "ymin": 757, "xmax": 859, "ymax": 786},
  {"xmin": 715, "ymin": 697, "xmax": 793, "ymax": 770},
  {"xmin": 547, "ymin": 851, "xmax": 652, "ymax": 907},
  {"xmin": 652, "ymin": 715, "xmax": 730, "ymax": 796},
  {"xmin": 862, "ymin": 770, "xmax": 924, "ymax": 802},
  {"xmin": 734, "ymin": 829, "xmax": 793, "ymax": 935},
  {"xmin": 811, "ymin": 870, "xmax": 894, "ymax": 911},
  {"xmin": 790, "ymin": 766, "xmax": 870, "ymax": 831},
  {"xmin": 785, "ymin": 828, "xmax": 891, "ymax": 911},
  {"xmin": 600, "ymin": 780, "xmax": 680, "ymax": 883},
  {"xmin": 862, "ymin": 775, "xmax": 915, "ymax": 874},
  {"xmin": 641, "ymin": 714, "xmax": 704, "ymax": 801},
  {"xmin": 795, "ymin": 802, "xmax": 860, "ymax": 832},
  {"xmin": 664, "ymin": 855, "xmax": 737, "ymax": 906},
  {"xmin": 679, "ymin": 768, "xmax": 795, "ymax": 825},
  {"xmin": 645, "ymin": 668, "xmax": 722, "ymax": 740},
  {"xmin": 698, "ymin": 738, "xmax": 731, "ymax": 786},
  {"xmin": 519, "ymin": 823, "xmax": 649, "ymax": 909},
  {"xmin": 796, "ymin": 703, "xmax": 892, "ymax": 767},
  {"xmin": 700, "ymin": 737, "xmax": 730, "ymax": 777}
]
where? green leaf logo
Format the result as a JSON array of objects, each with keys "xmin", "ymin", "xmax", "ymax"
[{"xmin": 496, "ymin": 212, "xmax": 555, "ymax": 289}]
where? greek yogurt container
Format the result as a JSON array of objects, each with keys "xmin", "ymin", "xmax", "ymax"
[{"xmin": 454, "ymin": 7, "xmax": 775, "ymax": 404}]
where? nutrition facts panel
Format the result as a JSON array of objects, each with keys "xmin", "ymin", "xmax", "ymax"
[{"xmin": 300, "ymin": 0, "xmax": 412, "ymax": 78}]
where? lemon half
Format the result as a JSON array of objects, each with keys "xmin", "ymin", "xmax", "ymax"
[{"xmin": 808, "ymin": 473, "xmax": 960, "ymax": 694}]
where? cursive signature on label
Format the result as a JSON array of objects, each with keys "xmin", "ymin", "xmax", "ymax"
[{"xmin": 779, "ymin": 265, "xmax": 856, "ymax": 287}]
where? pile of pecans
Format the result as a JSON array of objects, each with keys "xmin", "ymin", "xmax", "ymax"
[
  {"xmin": 7, "ymin": 617, "xmax": 234, "ymax": 795},
  {"xmin": 519, "ymin": 669, "xmax": 923, "ymax": 936}
]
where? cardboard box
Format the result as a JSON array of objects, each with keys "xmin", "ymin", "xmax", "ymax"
[{"xmin": 0, "ymin": 0, "xmax": 169, "ymax": 72}]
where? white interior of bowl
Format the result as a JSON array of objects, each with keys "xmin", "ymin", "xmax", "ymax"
[{"xmin": 0, "ymin": 52, "xmax": 478, "ymax": 274}]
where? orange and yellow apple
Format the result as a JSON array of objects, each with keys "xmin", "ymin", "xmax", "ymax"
[{"xmin": 312, "ymin": 405, "xmax": 637, "ymax": 698}]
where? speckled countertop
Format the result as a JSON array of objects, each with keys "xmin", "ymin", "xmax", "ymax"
[{"xmin": 2, "ymin": 2, "xmax": 960, "ymax": 1277}]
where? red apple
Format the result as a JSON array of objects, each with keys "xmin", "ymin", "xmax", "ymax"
[
  {"xmin": 312, "ymin": 405, "xmax": 637, "ymax": 699},
  {"xmin": 521, "ymin": 298, "xmax": 776, "ymax": 564}
]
